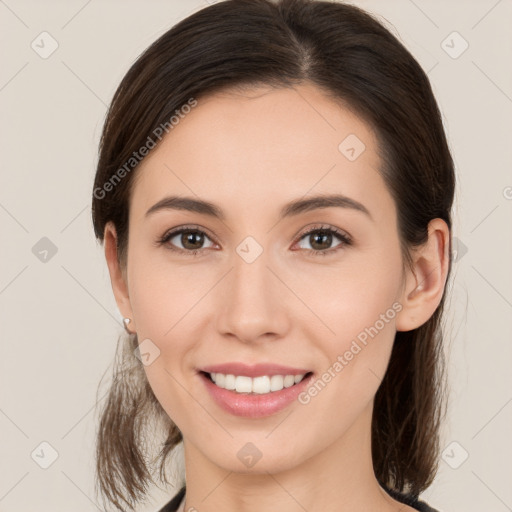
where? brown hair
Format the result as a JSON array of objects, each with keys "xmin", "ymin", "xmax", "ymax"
[{"xmin": 91, "ymin": 0, "xmax": 455, "ymax": 510}]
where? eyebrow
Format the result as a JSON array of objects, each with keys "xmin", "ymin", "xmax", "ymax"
[{"xmin": 145, "ymin": 193, "xmax": 373, "ymax": 221}]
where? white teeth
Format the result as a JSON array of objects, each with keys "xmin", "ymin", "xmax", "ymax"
[
  {"xmin": 224, "ymin": 374, "xmax": 236, "ymax": 390},
  {"xmin": 235, "ymin": 376, "xmax": 253, "ymax": 393},
  {"xmin": 209, "ymin": 372, "xmax": 308, "ymax": 394}
]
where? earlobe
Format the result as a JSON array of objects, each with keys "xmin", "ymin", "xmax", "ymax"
[
  {"xmin": 104, "ymin": 222, "xmax": 136, "ymax": 332},
  {"xmin": 395, "ymin": 218, "xmax": 450, "ymax": 332}
]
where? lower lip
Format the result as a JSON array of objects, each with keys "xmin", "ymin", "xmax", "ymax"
[{"xmin": 198, "ymin": 371, "xmax": 314, "ymax": 418}]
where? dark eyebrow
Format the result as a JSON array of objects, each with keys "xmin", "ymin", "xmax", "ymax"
[
  {"xmin": 145, "ymin": 193, "xmax": 372, "ymax": 221},
  {"xmin": 280, "ymin": 194, "xmax": 372, "ymax": 220}
]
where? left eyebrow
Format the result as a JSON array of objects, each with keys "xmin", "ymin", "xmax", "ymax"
[
  {"xmin": 279, "ymin": 193, "xmax": 373, "ymax": 221},
  {"xmin": 145, "ymin": 193, "xmax": 373, "ymax": 222}
]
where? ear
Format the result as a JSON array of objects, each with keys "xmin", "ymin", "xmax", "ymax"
[
  {"xmin": 395, "ymin": 218, "xmax": 451, "ymax": 332},
  {"xmin": 104, "ymin": 221, "xmax": 136, "ymax": 333}
]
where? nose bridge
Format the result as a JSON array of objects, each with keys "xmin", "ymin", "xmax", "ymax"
[
  {"xmin": 216, "ymin": 237, "xmax": 288, "ymax": 342},
  {"xmin": 233, "ymin": 245, "xmax": 269, "ymax": 301}
]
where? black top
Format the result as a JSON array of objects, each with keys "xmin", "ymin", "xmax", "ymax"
[
  {"xmin": 157, "ymin": 485, "xmax": 440, "ymax": 512},
  {"xmin": 157, "ymin": 486, "xmax": 185, "ymax": 512}
]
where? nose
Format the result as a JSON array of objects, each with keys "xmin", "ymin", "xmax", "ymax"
[{"xmin": 215, "ymin": 246, "xmax": 291, "ymax": 344}]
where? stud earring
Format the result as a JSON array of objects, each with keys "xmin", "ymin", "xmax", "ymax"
[{"xmin": 123, "ymin": 317, "xmax": 132, "ymax": 334}]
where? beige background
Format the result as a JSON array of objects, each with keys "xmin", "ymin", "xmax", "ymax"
[{"xmin": 1, "ymin": 0, "xmax": 511, "ymax": 511}]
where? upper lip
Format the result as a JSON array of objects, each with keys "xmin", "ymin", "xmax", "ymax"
[{"xmin": 198, "ymin": 362, "xmax": 312, "ymax": 378}]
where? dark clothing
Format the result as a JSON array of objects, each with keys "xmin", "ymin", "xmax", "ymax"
[
  {"xmin": 157, "ymin": 485, "xmax": 440, "ymax": 512},
  {"xmin": 384, "ymin": 485, "xmax": 440, "ymax": 512},
  {"xmin": 158, "ymin": 486, "xmax": 185, "ymax": 512}
]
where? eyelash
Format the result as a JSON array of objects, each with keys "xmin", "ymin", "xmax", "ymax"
[{"xmin": 156, "ymin": 224, "xmax": 352, "ymax": 258}]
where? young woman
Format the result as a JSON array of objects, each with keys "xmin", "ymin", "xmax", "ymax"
[{"xmin": 91, "ymin": 1, "xmax": 454, "ymax": 511}]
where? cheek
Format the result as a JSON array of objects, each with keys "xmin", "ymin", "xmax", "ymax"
[
  {"xmin": 128, "ymin": 247, "xmax": 191, "ymax": 339},
  {"xmin": 324, "ymin": 279, "xmax": 400, "ymax": 348},
  {"xmin": 294, "ymin": 250, "xmax": 403, "ymax": 384},
  {"xmin": 295, "ymin": 273, "xmax": 401, "ymax": 429},
  {"xmin": 129, "ymin": 254, "xmax": 197, "ymax": 425},
  {"xmin": 297, "ymin": 253, "xmax": 402, "ymax": 336},
  {"xmin": 127, "ymin": 249, "xmax": 202, "ymax": 401}
]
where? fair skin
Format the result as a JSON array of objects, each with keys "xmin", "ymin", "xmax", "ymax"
[{"xmin": 104, "ymin": 83, "xmax": 449, "ymax": 512}]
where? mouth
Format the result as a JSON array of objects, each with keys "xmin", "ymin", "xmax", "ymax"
[{"xmin": 198, "ymin": 370, "xmax": 314, "ymax": 395}]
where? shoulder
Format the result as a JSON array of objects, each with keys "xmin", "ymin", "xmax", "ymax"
[{"xmin": 157, "ymin": 485, "xmax": 186, "ymax": 512}]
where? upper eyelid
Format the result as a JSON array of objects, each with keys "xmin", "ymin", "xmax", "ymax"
[
  {"xmin": 163, "ymin": 224, "xmax": 217, "ymax": 243},
  {"xmin": 299, "ymin": 225, "xmax": 350, "ymax": 238}
]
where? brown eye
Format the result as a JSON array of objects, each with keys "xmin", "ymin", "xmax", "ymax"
[
  {"xmin": 159, "ymin": 227, "xmax": 216, "ymax": 255},
  {"xmin": 179, "ymin": 230, "xmax": 205, "ymax": 250},
  {"xmin": 295, "ymin": 226, "xmax": 352, "ymax": 256},
  {"xmin": 308, "ymin": 230, "xmax": 334, "ymax": 251}
]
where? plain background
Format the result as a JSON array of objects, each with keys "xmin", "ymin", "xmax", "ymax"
[{"xmin": 0, "ymin": 0, "xmax": 511, "ymax": 511}]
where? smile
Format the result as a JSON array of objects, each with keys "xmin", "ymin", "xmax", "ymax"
[
  {"xmin": 205, "ymin": 371, "xmax": 312, "ymax": 394},
  {"xmin": 198, "ymin": 369, "xmax": 315, "ymax": 418}
]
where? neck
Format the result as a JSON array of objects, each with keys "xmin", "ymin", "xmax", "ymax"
[{"xmin": 179, "ymin": 400, "xmax": 402, "ymax": 512}]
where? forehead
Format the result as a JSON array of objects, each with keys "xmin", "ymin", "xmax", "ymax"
[{"xmin": 130, "ymin": 83, "xmax": 393, "ymax": 222}]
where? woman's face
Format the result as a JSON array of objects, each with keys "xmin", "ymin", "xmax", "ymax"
[{"xmin": 118, "ymin": 83, "xmax": 411, "ymax": 473}]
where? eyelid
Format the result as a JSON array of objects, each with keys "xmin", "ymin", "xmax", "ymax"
[
  {"xmin": 159, "ymin": 224, "xmax": 219, "ymax": 246},
  {"xmin": 295, "ymin": 223, "xmax": 352, "ymax": 242}
]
